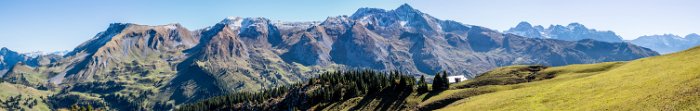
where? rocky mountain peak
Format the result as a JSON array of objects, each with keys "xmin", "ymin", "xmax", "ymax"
[
  {"xmin": 394, "ymin": 4, "xmax": 421, "ymax": 14},
  {"xmin": 0, "ymin": 47, "xmax": 9, "ymax": 52},
  {"xmin": 686, "ymin": 33, "xmax": 700, "ymax": 40},
  {"xmin": 321, "ymin": 16, "xmax": 352, "ymax": 26},
  {"xmin": 350, "ymin": 8, "xmax": 386, "ymax": 19},
  {"xmin": 220, "ymin": 17, "xmax": 270, "ymax": 25},
  {"xmin": 218, "ymin": 17, "xmax": 272, "ymax": 34},
  {"xmin": 350, "ymin": 4, "xmax": 424, "ymax": 20},
  {"xmin": 506, "ymin": 22, "xmax": 623, "ymax": 42},
  {"xmin": 506, "ymin": 21, "xmax": 545, "ymax": 38},
  {"xmin": 221, "ymin": 16, "xmax": 243, "ymax": 23},
  {"xmin": 566, "ymin": 22, "xmax": 586, "ymax": 29},
  {"xmin": 515, "ymin": 21, "xmax": 533, "ymax": 29}
]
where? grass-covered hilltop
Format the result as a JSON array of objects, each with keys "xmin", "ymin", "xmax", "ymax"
[{"xmin": 178, "ymin": 46, "xmax": 700, "ymax": 111}]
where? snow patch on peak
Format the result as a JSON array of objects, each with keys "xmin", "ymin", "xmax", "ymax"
[
  {"xmin": 350, "ymin": 8, "xmax": 387, "ymax": 19},
  {"xmin": 21, "ymin": 50, "xmax": 69, "ymax": 57},
  {"xmin": 22, "ymin": 51, "xmax": 46, "ymax": 57},
  {"xmin": 224, "ymin": 16, "xmax": 242, "ymax": 21},
  {"xmin": 399, "ymin": 21, "xmax": 407, "ymax": 27},
  {"xmin": 275, "ymin": 21, "xmax": 319, "ymax": 30},
  {"xmin": 163, "ymin": 24, "xmax": 178, "ymax": 30},
  {"xmin": 221, "ymin": 17, "xmax": 244, "ymax": 25}
]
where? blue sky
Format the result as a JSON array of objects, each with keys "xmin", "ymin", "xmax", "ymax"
[{"xmin": 1, "ymin": 0, "xmax": 698, "ymax": 53}]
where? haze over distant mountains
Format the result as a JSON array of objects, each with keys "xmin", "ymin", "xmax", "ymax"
[
  {"xmin": 505, "ymin": 22, "xmax": 624, "ymax": 43},
  {"xmin": 505, "ymin": 21, "xmax": 699, "ymax": 54},
  {"xmin": 0, "ymin": 4, "xmax": 659, "ymax": 109},
  {"xmin": 629, "ymin": 34, "xmax": 700, "ymax": 54}
]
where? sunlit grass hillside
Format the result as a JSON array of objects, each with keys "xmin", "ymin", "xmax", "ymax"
[{"xmin": 440, "ymin": 46, "xmax": 700, "ymax": 110}]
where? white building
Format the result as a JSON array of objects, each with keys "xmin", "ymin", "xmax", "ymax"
[{"xmin": 447, "ymin": 75, "xmax": 468, "ymax": 83}]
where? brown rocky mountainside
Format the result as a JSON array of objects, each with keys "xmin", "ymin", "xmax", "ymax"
[{"xmin": 1, "ymin": 4, "xmax": 658, "ymax": 106}]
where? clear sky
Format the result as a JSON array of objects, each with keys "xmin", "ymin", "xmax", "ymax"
[{"xmin": 1, "ymin": 0, "xmax": 698, "ymax": 53}]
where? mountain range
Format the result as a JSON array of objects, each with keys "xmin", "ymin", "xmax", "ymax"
[
  {"xmin": 629, "ymin": 34, "xmax": 700, "ymax": 54},
  {"xmin": 505, "ymin": 22, "xmax": 700, "ymax": 54},
  {"xmin": 0, "ymin": 4, "xmax": 658, "ymax": 110},
  {"xmin": 505, "ymin": 22, "xmax": 624, "ymax": 43}
]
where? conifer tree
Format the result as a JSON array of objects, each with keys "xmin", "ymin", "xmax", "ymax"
[
  {"xmin": 417, "ymin": 75, "xmax": 428, "ymax": 93},
  {"xmin": 433, "ymin": 73, "xmax": 443, "ymax": 91},
  {"xmin": 442, "ymin": 71, "xmax": 450, "ymax": 90}
]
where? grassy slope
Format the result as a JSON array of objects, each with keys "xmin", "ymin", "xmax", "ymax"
[
  {"xmin": 440, "ymin": 47, "xmax": 700, "ymax": 110},
  {"xmin": 302, "ymin": 62, "xmax": 626, "ymax": 110},
  {"xmin": 0, "ymin": 82, "xmax": 52, "ymax": 111}
]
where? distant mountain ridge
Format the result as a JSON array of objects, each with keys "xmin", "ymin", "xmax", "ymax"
[
  {"xmin": 629, "ymin": 33, "xmax": 700, "ymax": 54},
  {"xmin": 505, "ymin": 22, "xmax": 624, "ymax": 43},
  {"xmin": 0, "ymin": 4, "xmax": 659, "ymax": 109},
  {"xmin": 504, "ymin": 22, "xmax": 700, "ymax": 54},
  {"xmin": 0, "ymin": 47, "xmax": 63, "ymax": 77}
]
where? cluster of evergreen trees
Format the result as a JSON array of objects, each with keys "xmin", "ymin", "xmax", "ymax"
[
  {"xmin": 432, "ymin": 71, "xmax": 450, "ymax": 91},
  {"xmin": 70, "ymin": 81, "xmax": 125, "ymax": 94},
  {"xmin": 69, "ymin": 104, "xmax": 95, "ymax": 111},
  {"xmin": 0, "ymin": 94, "xmax": 39, "ymax": 110},
  {"xmin": 177, "ymin": 70, "xmax": 418, "ymax": 111}
]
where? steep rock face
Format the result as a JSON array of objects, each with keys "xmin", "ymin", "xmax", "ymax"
[
  {"xmin": 279, "ymin": 18, "xmax": 337, "ymax": 66},
  {"xmin": 330, "ymin": 23, "xmax": 390, "ymax": 70},
  {"xmin": 1, "ymin": 48, "xmax": 29, "ymax": 74},
  {"xmin": 506, "ymin": 22, "xmax": 624, "ymax": 43},
  {"xmin": 167, "ymin": 18, "xmax": 309, "ymax": 103},
  {"xmin": 280, "ymin": 29, "xmax": 333, "ymax": 66},
  {"xmin": 54, "ymin": 23, "xmax": 199, "ymax": 84},
  {"xmin": 630, "ymin": 34, "xmax": 700, "ymax": 54}
]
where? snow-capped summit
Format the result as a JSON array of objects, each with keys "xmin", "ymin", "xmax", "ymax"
[
  {"xmin": 350, "ymin": 8, "xmax": 386, "ymax": 19},
  {"xmin": 22, "ymin": 51, "xmax": 46, "ymax": 58},
  {"xmin": 505, "ymin": 21, "xmax": 546, "ymax": 38},
  {"xmin": 566, "ymin": 23, "xmax": 587, "ymax": 30},
  {"xmin": 505, "ymin": 22, "xmax": 623, "ymax": 42},
  {"xmin": 220, "ymin": 16, "xmax": 244, "ymax": 26},
  {"xmin": 630, "ymin": 33, "xmax": 700, "ymax": 54},
  {"xmin": 348, "ymin": 4, "xmax": 446, "ymax": 35},
  {"xmin": 218, "ymin": 17, "xmax": 275, "ymax": 36}
]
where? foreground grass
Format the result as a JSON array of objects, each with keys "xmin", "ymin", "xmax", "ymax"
[{"xmin": 440, "ymin": 47, "xmax": 700, "ymax": 110}]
